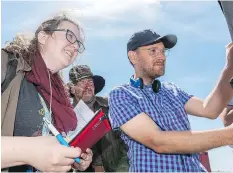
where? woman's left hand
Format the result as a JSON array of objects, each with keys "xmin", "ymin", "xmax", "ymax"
[{"xmin": 72, "ymin": 148, "xmax": 93, "ymax": 171}]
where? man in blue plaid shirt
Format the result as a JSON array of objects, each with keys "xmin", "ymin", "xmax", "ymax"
[{"xmin": 109, "ymin": 29, "xmax": 233, "ymax": 172}]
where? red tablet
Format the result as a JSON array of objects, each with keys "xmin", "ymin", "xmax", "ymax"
[{"xmin": 69, "ymin": 109, "xmax": 111, "ymax": 152}]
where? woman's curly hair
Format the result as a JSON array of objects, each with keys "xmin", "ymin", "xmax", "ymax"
[{"xmin": 4, "ymin": 11, "xmax": 84, "ymax": 65}]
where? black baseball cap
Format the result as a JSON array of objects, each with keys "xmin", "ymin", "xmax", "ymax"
[{"xmin": 127, "ymin": 29, "xmax": 177, "ymax": 52}]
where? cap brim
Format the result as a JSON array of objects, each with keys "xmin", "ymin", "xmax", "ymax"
[
  {"xmin": 142, "ymin": 34, "xmax": 177, "ymax": 49},
  {"xmin": 93, "ymin": 75, "xmax": 105, "ymax": 94}
]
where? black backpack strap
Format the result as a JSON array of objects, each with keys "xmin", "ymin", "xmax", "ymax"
[{"xmin": 1, "ymin": 49, "xmax": 18, "ymax": 94}]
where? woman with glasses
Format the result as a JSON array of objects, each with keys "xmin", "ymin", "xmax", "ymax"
[{"xmin": 1, "ymin": 11, "xmax": 92, "ymax": 172}]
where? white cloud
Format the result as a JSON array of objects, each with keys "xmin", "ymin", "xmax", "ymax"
[
  {"xmin": 2, "ymin": 1, "xmax": 229, "ymax": 41},
  {"xmin": 70, "ymin": 0, "xmax": 161, "ymax": 20},
  {"xmin": 2, "ymin": 0, "xmax": 162, "ymax": 38},
  {"xmin": 71, "ymin": 0, "xmax": 228, "ymax": 41},
  {"xmin": 66, "ymin": 0, "xmax": 162, "ymax": 38},
  {"xmin": 151, "ymin": 1, "xmax": 229, "ymax": 42}
]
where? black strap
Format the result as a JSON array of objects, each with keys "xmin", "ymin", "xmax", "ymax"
[{"xmin": 218, "ymin": 1, "xmax": 223, "ymax": 13}]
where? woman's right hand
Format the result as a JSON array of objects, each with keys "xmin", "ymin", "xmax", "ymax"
[{"xmin": 25, "ymin": 136, "xmax": 82, "ymax": 172}]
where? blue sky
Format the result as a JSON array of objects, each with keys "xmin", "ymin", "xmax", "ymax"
[{"xmin": 2, "ymin": 0, "xmax": 233, "ymax": 171}]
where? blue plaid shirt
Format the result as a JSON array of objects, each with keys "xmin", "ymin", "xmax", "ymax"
[{"xmin": 109, "ymin": 82, "xmax": 206, "ymax": 172}]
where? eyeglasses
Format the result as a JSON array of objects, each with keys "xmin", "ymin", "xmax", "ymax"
[
  {"xmin": 44, "ymin": 29, "xmax": 85, "ymax": 53},
  {"xmin": 138, "ymin": 47, "xmax": 170, "ymax": 57}
]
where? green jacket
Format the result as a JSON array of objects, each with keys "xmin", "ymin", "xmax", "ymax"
[{"xmin": 87, "ymin": 96, "xmax": 129, "ymax": 172}]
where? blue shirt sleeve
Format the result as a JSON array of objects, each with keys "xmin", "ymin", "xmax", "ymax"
[
  {"xmin": 164, "ymin": 82, "xmax": 193, "ymax": 106},
  {"xmin": 108, "ymin": 86, "xmax": 142, "ymax": 129}
]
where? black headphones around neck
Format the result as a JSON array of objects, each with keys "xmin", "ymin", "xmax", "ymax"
[{"xmin": 130, "ymin": 76, "xmax": 161, "ymax": 93}]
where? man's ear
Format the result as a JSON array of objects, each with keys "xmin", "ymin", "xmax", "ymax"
[
  {"xmin": 37, "ymin": 31, "xmax": 49, "ymax": 45},
  {"xmin": 128, "ymin": 51, "xmax": 137, "ymax": 65}
]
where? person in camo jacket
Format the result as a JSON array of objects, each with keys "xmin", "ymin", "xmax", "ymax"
[{"xmin": 67, "ymin": 65, "xmax": 129, "ymax": 172}]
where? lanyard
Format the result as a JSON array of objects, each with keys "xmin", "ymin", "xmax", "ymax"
[{"xmin": 38, "ymin": 93, "xmax": 52, "ymax": 136}]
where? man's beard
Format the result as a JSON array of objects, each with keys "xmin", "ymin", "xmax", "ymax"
[
  {"xmin": 143, "ymin": 66, "xmax": 165, "ymax": 79},
  {"xmin": 83, "ymin": 94, "xmax": 95, "ymax": 104}
]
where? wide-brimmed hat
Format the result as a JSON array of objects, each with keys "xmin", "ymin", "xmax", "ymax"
[
  {"xmin": 127, "ymin": 29, "xmax": 177, "ymax": 52},
  {"xmin": 69, "ymin": 65, "xmax": 105, "ymax": 94}
]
